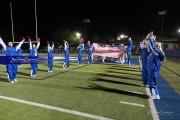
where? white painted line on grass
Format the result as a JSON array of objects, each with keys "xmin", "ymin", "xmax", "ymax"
[
  {"xmin": 127, "ymin": 91, "xmax": 143, "ymax": 94},
  {"xmin": 119, "ymin": 101, "xmax": 145, "ymax": 107},
  {"xmin": 145, "ymin": 87, "xmax": 160, "ymax": 120},
  {"xmin": 0, "ymin": 95, "xmax": 113, "ymax": 120}
]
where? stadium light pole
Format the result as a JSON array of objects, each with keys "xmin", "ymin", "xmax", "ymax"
[
  {"xmin": 158, "ymin": 11, "xmax": 167, "ymax": 35},
  {"xmin": 10, "ymin": 2, "xmax": 14, "ymax": 43},
  {"xmin": 83, "ymin": 19, "xmax": 90, "ymax": 43}
]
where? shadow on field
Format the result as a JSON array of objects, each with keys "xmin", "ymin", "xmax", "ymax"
[
  {"xmin": 53, "ymin": 65, "xmax": 62, "ymax": 68},
  {"xmin": 18, "ymin": 64, "xmax": 89, "ymax": 80},
  {"xmin": 75, "ymin": 63, "xmax": 147, "ymax": 99},
  {"xmin": 40, "ymin": 64, "xmax": 62, "ymax": 68},
  {"xmin": 90, "ymin": 77, "xmax": 141, "ymax": 87},
  {"xmin": 37, "ymin": 69, "xmax": 48, "ymax": 72},
  {"xmin": 78, "ymin": 83, "xmax": 149, "ymax": 99},
  {"xmin": 0, "ymin": 76, "xmax": 9, "ymax": 82},
  {"xmin": 109, "ymin": 66, "xmax": 141, "ymax": 72},
  {"xmin": 106, "ymin": 70, "xmax": 142, "ymax": 76},
  {"xmin": 25, "ymin": 68, "xmax": 31, "ymax": 70},
  {"xmin": 39, "ymin": 64, "xmax": 89, "ymax": 80},
  {"xmin": 110, "ymin": 65, "xmax": 140, "ymax": 69},
  {"xmin": 95, "ymin": 73, "xmax": 141, "ymax": 81},
  {"xmin": 162, "ymin": 65, "xmax": 180, "ymax": 77},
  {"xmin": 18, "ymin": 71, "xmax": 31, "ymax": 76}
]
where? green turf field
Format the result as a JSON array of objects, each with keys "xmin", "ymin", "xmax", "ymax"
[
  {"xmin": 0, "ymin": 54, "xmax": 179, "ymax": 120},
  {"xmin": 160, "ymin": 60, "xmax": 180, "ymax": 94}
]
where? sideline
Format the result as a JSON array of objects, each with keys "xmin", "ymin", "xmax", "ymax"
[
  {"xmin": 146, "ymin": 87, "xmax": 160, "ymax": 120},
  {"xmin": 138, "ymin": 56, "xmax": 159, "ymax": 120}
]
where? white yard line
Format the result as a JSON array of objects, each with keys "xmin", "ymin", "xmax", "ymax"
[
  {"xmin": 0, "ymin": 95, "xmax": 113, "ymax": 120},
  {"xmin": 119, "ymin": 101, "xmax": 145, "ymax": 107},
  {"xmin": 119, "ymin": 87, "xmax": 159, "ymax": 120},
  {"xmin": 146, "ymin": 87, "xmax": 160, "ymax": 120}
]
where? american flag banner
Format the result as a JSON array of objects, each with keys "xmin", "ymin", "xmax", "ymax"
[{"xmin": 92, "ymin": 43, "xmax": 127, "ymax": 58}]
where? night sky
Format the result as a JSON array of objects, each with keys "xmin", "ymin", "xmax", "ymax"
[{"xmin": 0, "ymin": 0, "xmax": 180, "ymax": 40}]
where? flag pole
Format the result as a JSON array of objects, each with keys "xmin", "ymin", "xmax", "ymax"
[
  {"xmin": 10, "ymin": 2, "xmax": 15, "ymax": 43},
  {"xmin": 35, "ymin": 0, "xmax": 38, "ymax": 40}
]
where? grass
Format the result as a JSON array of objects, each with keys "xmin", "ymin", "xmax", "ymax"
[
  {"xmin": 0, "ymin": 98, "xmax": 92, "ymax": 120},
  {"xmin": 0, "ymin": 54, "xmax": 179, "ymax": 120},
  {"xmin": 160, "ymin": 60, "xmax": 180, "ymax": 94},
  {"xmin": 0, "ymin": 55, "xmax": 152, "ymax": 120}
]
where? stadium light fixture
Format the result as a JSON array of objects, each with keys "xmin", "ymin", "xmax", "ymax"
[
  {"xmin": 158, "ymin": 11, "xmax": 167, "ymax": 34},
  {"xmin": 76, "ymin": 33, "xmax": 81, "ymax": 37},
  {"xmin": 120, "ymin": 35, "xmax": 125, "ymax": 39}
]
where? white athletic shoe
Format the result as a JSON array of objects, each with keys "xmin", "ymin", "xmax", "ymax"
[
  {"xmin": 142, "ymin": 84, "xmax": 149, "ymax": 88},
  {"xmin": 10, "ymin": 81, "xmax": 14, "ymax": 83},
  {"xmin": 151, "ymin": 94, "xmax": 157, "ymax": 99},
  {"xmin": 151, "ymin": 93, "xmax": 160, "ymax": 100},
  {"xmin": 156, "ymin": 95, "xmax": 160, "ymax": 100},
  {"xmin": 14, "ymin": 79, "xmax": 17, "ymax": 82}
]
